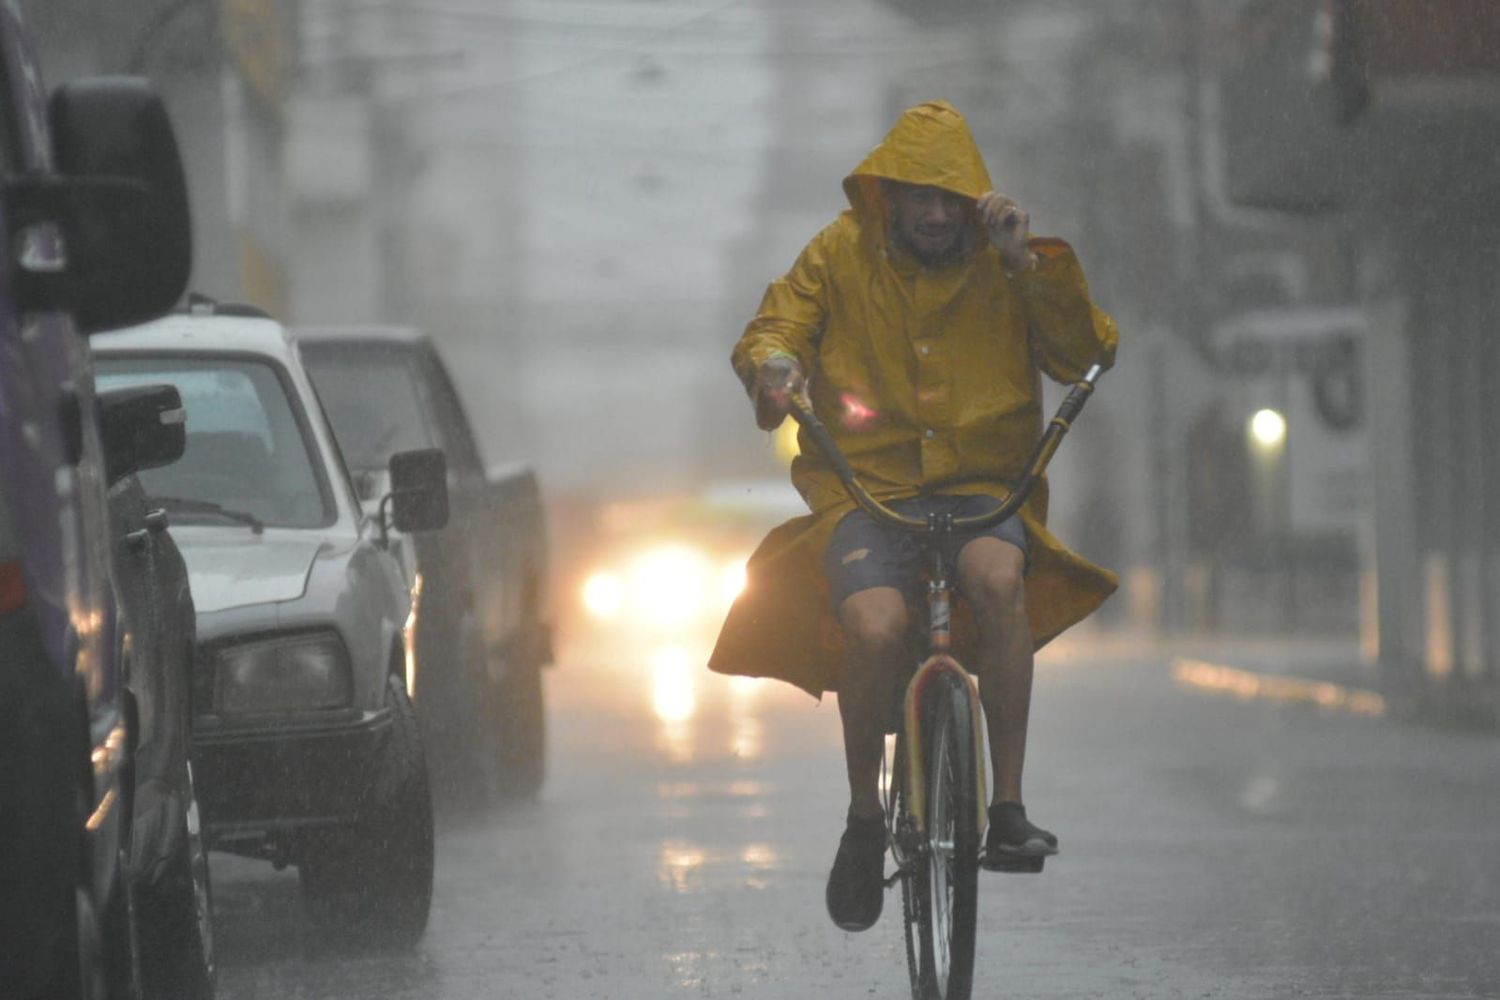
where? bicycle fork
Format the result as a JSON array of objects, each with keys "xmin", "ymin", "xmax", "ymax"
[
  {"xmin": 902, "ymin": 654, "xmax": 988, "ymax": 839},
  {"xmin": 884, "ymin": 650, "xmax": 988, "ymax": 889}
]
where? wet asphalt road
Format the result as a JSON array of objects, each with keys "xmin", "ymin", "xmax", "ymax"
[{"xmin": 209, "ymin": 626, "xmax": 1500, "ymax": 999}]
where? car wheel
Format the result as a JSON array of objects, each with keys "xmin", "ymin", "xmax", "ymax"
[
  {"xmin": 300, "ymin": 675, "xmax": 434, "ymax": 949},
  {"xmin": 495, "ymin": 654, "xmax": 545, "ymax": 801},
  {"xmin": 51, "ymin": 717, "xmax": 138, "ymax": 1000},
  {"xmin": 98, "ymin": 846, "xmax": 138, "ymax": 1000},
  {"xmin": 70, "ymin": 871, "xmax": 132, "ymax": 1000},
  {"xmin": 135, "ymin": 762, "xmax": 215, "ymax": 1000},
  {"xmin": 422, "ymin": 610, "xmax": 503, "ymax": 810}
]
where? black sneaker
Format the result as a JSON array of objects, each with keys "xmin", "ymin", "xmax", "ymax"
[
  {"xmin": 825, "ymin": 814, "xmax": 886, "ymax": 931},
  {"xmin": 982, "ymin": 802, "xmax": 1058, "ymax": 873}
]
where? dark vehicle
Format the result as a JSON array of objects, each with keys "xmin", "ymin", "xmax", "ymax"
[
  {"xmin": 0, "ymin": 5, "xmax": 197, "ymax": 997},
  {"xmin": 298, "ymin": 327, "xmax": 553, "ymax": 801},
  {"xmin": 100, "ymin": 385, "xmax": 216, "ymax": 998},
  {"xmin": 95, "ymin": 310, "xmax": 449, "ymax": 947}
]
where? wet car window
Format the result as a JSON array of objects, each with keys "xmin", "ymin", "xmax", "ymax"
[
  {"xmin": 96, "ymin": 358, "xmax": 336, "ymax": 528},
  {"xmin": 302, "ymin": 349, "xmax": 434, "ymax": 473}
]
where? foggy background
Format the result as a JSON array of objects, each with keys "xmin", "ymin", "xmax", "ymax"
[{"xmin": 27, "ymin": 0, "xmax": 1500, "ymax": 722}]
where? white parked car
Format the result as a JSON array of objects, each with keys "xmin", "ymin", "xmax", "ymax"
[{"xmin": 93, "ymin": 302, "xmax": 450, "ymax": 946}]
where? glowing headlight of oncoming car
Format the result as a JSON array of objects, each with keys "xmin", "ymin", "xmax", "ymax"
[
  {"xmin": 215, "ymin": 631, "xmax": 353, "ymax": 713},
  {"xmin": 581, "ymin": 546, "xmax": 752, "ymax": 625}
]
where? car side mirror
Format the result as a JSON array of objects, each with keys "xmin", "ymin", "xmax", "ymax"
[
  {"xmin": 3, "ymin": 76, "xmax": 191, "ymax": 334},
  {"xmin": 381, "ymin": 448, "xmax": 449, "ymax": 539},
  {"xmin": 98, "ymin": 383, "xmax": 186, "ymax": 486}
]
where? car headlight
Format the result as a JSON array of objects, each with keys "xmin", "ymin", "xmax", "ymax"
[
  {"xmin": 582, "ymin": 571, "xmax": 625, "ymax": 621},
  {"xmin": 215, "ymin": 631, "xmax": 352, "ymax": 713},
  {"xmin": 630, "ymin": 545, "xmax": 711, "ymax": 628},
  {"xmin": 582, "ymin": 545, "xmax": 753, "ymax": 627}
]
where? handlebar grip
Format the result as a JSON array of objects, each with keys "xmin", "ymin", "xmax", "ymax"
[
  {"xmin": 1055, "ymin": 382, "xmax": 1092, "ymax": 426},
  {"xmin": 1053, "ymin": 365, "xmax": 1104, "ymax": 428}
]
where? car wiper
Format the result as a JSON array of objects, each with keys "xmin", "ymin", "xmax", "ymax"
[{"xmin": 150, "ymin": 496, "xmax": 266, "ymax": 534}]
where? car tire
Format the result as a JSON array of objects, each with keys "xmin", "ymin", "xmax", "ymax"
[
  {"xmin": 300, "ymin": 675, "xmax": 434, "ymax": 949},
  {"xmin": 422, "ymin": 609, "xmax": 503, "ymax": 810},
  {"xmin": 49, "ymin": 703, "xmax": 138, "ymax": 1000},
  {"xmin": 135, "ymin": 763, "xmax": 214, "ymax": 1000},
  {"xmin": 98, "ymin": 847, "xmax": 138, "ymax": 1000},
  {"xmin": 495, "ymin": 653, "xmax": 545, "ymax": 801}
]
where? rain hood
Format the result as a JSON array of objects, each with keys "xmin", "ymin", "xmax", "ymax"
[{"xmin": 842, "ymin": 99, "xmax": 994, "ymax": 226}]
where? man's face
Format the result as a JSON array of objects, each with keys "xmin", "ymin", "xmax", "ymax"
[{"xmin": 888, "ymin": 182, "xmax": 972, "ymax": 263}]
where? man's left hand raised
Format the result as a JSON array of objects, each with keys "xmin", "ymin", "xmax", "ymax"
[{"xmin": 977, "ymin": 192, "xmax": 1037, "ymax": 274}]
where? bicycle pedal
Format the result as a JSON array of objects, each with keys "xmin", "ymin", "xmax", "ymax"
[{"xmin": 981, "ymin": 853, "xmax": 1046, "ymax": 874}]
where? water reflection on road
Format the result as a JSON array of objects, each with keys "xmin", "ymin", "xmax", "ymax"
[{"xmin": 210, "ymin": 627, "xmax": 1500, "ymax": 998}]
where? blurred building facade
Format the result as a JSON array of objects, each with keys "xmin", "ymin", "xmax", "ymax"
[{"xmin": 1214, "ymin": 0, "xmax": 1500, "ymax": 720}]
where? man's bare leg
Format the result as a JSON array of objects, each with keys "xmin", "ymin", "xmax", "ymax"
[
  {"xmin": 836, "ymin": 586, "xmax": 909, "ymax": 819},
  {"xmin": 956, "ymin": 537, "xmax": 1033, "ymax": 807},
  {"xmin": 825, "ymin": 585, "xmax": 909, "ymax": 930}
]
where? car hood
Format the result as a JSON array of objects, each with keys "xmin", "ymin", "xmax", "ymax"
[{"xmin": 175, "ymin": 531, "xmax": 330, "ymax": 613}]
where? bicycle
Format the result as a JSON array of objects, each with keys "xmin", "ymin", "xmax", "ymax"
[{"xmin": 787, "ymin": 363, "xmax": 1103, "ymax": 1000}]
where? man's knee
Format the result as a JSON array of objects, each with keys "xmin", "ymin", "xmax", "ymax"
[
  {"xmin": 840, "ymin": 588, "xmax": 909, "ymax": 659},
  {"xmin": 961, "ymin": 542, "xmax": 1027, "ymax": 621}
]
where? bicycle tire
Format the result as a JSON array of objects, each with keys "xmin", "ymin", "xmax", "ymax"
[
  {"xmin": 913, "ymin": 672, "xmax": 980, "ymax": 1000},
  {"xmin": 895, "ymin": 731, "xmax": 925, "ymax": 1000}
]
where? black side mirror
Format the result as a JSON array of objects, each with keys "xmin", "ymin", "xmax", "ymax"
[
  {"xmin": 3, "ymin": 77, "xmax": 191, "ymax": 333},
  {"xmin": 98, "ymin": 383, "xmax": 186, "ymax": 485},
  {"xmin": 383, "ymin": 448, "xmax": 449, "ymax": 538}
]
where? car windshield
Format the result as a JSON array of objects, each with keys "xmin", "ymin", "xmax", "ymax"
[
  {"xmin": 300, "ymin": 345, "xmax": 433, "ymax": 473},
  {"xmin": 95, "ymin": 357, "xmax": 335, "ymax": 529}
]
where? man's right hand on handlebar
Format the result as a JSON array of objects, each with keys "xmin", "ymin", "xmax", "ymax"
[{"xmin": 754, "ymin": 356, "xmax": 807, "ymax": 430}]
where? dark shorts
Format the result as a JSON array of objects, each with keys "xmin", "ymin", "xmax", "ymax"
[{"xmin": 824, "ymin": 494, "xmax": 1030, "ymax": 609}]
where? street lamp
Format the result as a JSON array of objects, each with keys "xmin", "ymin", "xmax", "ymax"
[
  {"xmin": 1247, "ymin": 405, "xmax": 1293, "ymax": 628},
  {"xmin": 1249, "ymin": 408, "xmax": 1287, "ymax": 450},
  {"xmin": 1247, "ymin": 407, "xmax": 1289, "ymax": 529}
]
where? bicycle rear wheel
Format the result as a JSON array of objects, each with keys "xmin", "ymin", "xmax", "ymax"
[{"xmin": 906, "ymin": 671, "xmax": 980, "ymax": 1000}]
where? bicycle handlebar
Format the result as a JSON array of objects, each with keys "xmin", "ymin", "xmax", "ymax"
[{"xmin": 787, "ymin": 363, "xmax": 1104, "ymax": 534}]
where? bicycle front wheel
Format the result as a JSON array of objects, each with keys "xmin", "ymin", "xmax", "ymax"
[{"xmin": 911, "ymin": 671, "xmax": 980, "ymax": 1000}]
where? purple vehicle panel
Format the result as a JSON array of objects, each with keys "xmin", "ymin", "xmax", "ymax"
[{"xmin": 0, "ymin": 2, "xmax": 198, "ymax": 995}]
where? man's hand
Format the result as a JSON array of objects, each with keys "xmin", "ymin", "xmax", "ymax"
[
  {"xmin": 753, "ymin": 356, "xmax": 807, "ymax": 431},
  {"xmin": 976, "ymin": 192, "xmax": 1037, "ymax": 274}
]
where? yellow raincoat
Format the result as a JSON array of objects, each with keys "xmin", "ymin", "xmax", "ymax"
[{"xmin": 710, "ymin": 100, "xmax": 1119, "ymax": 697}]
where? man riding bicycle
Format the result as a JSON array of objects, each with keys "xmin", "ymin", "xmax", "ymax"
[{"xmin": 709, "ymin": 100, "xmax": 1118, "ymax": 933}]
